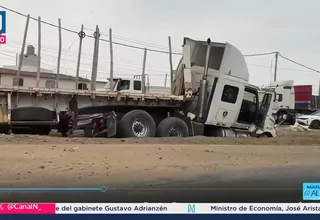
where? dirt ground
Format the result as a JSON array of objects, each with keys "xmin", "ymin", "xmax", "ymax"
[
  {"xmin": 0, "ymin": 126, "xmax": 320, "ymax": 146},
  {"xmin": 0, "ymin": 127, "xmax": 319, "ymax": 190}
]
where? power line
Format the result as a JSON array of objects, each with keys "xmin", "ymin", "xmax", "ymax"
[
  {"xmin": 244, "ymin": 50, "xmax": 320, "ymax": 75},
  {"xmin": 244, "ymin": 52, "xmax": 278, "ymax": 57},
  {"xmin": 83, "ymin": 27, "xmax": 181, "ymax": 53},
  {"xmin": 0, "ymin": 4, "xmax": 182, "ymax": 55},
  {"xmin": 3, "ymin": 4, "xmax": 319, "ymax": 75},
  {"xmin": 0, "ymin": 5, "xmax": 79, "ymax": 35},
  {"xmin": 3, "ymin": 44, "xmax": 171, "ymax": 74},
  {"xmin": 5, "ymin": 41, "xmax": 172, "ymax": 70},
  {"xmin": 0, "ymin": 51, "xmax": 168, "ymax": 80},
  {"xmin": 4, "ymin": 5, "xmax": 303, "ymax": 60},
  {"xmin": 278, "ymin": 53, "xmax": 320, "ymax": 74},
  {"xmin": 247, "ymin": 63, "xmax": 318, "ymax": 74}
]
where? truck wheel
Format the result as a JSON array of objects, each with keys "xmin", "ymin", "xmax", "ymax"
[
  {"xmin": 118, "ymin": 110, "xmax": 156, "ymax": 138},
  {"xmin": 258, "ymin": 133, "xmax": 272, "ymax": 138},
  {"xmin": 37, "ymin": 127, "xmax": 51, "ymax": 135},
  {"xmin": 310, "ymin": 120, "xmax": 320, "ymax": 129},
  {"xmin": 28, "ymin": 126, "xmax": 51, "ymax": 135},
  {"xmin": 156, "ymin": 117, "xmax": 189, "ymax": 137},
  {"xmin": 276, "ymin": 112, "xmax": 284, "ymax": 124}
]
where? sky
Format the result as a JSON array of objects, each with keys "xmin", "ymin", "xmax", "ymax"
[{"xmin": 0, "ymin": 0, "xmax": 320, "ymax": 94}]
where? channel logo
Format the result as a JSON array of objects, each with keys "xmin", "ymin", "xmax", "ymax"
[
  {"xmin": 0, "ymin": 11, "xmax": 6, "ymax": 45},
  {"xmin": 188, "ymin": 204, "xmax": 196, "ymax": 213},
  {"xmin": 303, "ymin": 182, "xmax": 320, "ymax": 200}
]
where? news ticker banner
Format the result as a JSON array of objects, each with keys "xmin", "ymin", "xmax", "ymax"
[{"xmin": 1, "ymin": 203, "xmax": 320, "ymax": 214}]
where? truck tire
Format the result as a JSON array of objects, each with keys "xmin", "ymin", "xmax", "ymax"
[
  {"xmin": 118, "ymin": 110, "xmax": 156, "ymax": 138},
  {"xmin": 276, "ymin": 112, "xmax": 284, "ymax": 124},
  {"xmin": 156, "ymin": 117, "xmax": 189, "ymax": 137},
  {"xmin": 35, "ymin": 126, "xmax": 51, "ymax": 135},
  {"xmin": 310, "ymin": 120, "xmax": 320, "ymax": 129},
  {"xmin": 258, "ymin": 133, "xmax": 272, "ymax": 138},
  {"xmin": 12, "ymin": 107, "xmax": 53, "ymax": 121}
]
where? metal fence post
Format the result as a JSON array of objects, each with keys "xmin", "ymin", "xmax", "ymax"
[
  {"xmin": 168, "ymin": 36, "xmax": 173, "ymax": 94},
  {"xmin": 75, "ymin": 24, "xmax": 85, "ymax": 90},
  {"xmin": 36, "ymin": 16, "xmax": 41, "ymax": 88},
  {"xmin": 141, "ymin": 48, "xmax": 147, "ymax": 94},
  {"xmin": 109, "ymin": 28, "xmax": 114, "ymax": 91}
]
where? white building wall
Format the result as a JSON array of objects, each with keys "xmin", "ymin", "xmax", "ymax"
[
  {"xmin": 96, "ymin": 82, "xmax": 106, "ymax": 89},
  {"xmin": 0, "ymin": 74, "xmax": 107, "ymax": 90},
  {"xmin": 0, "ymin": 74, "xmax": 75, "ymax": 88}
]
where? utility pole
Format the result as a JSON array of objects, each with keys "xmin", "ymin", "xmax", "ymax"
[
  {"xmin": 56, "ymin": 18, "xmax": 62, "ymax": 89},
  {"xmin": 274, "ymin": 52, "xmax": 279, "ymax": 81}
]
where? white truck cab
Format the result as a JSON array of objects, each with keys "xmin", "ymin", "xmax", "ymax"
[
  {"xmin": 104, "ymin": 77, "xmax": 144, "ymax": 93},
  {"xmin": 172, "ymin": 37, "xmax": 277, "ymax": 137},
  {"xmin": 259, "ymin": 80, "xmax": 295, "ymax": 115},
  {"xmin": 103, "ymin": 75, "xmax": 170, "ymax": 94}
]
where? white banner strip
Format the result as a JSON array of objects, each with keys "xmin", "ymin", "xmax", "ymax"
[{"xmin": 55, "ymin": 203, "xmax": 320, "ymax": 214}]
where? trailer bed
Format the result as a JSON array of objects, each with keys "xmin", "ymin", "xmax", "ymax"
[
  {"xmin": 0, "ymin": 85, "xmax": 186, "ymax": 113},
  {"xmin": 0, "ymin": 85, "xmax": 184, "ymax": 100}
]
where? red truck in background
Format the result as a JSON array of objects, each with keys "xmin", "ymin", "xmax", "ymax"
[
  {"xmin": 294, "ymin": 85, "xmax": 313, "ymax": 113},
  {"xmin": 259, "ymin": 81, "xmax": 318, "ymax": 124}
]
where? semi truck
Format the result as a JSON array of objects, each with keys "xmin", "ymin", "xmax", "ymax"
[
  {"xmin": 258, "ymin": 80, "xmax": 315, "ymax": 124},
  {"xmin": 0, "ymin": 37, "xmax": 277, "ymax": 138}
]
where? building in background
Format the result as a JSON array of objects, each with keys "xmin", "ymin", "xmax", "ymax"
[
  {"xmin": 1, "ymin": 45, "xmax": 106, "ymax": 90},
  {"xmin": 3, "ymin": 45, "xmax": 53, "ymax": 73}
]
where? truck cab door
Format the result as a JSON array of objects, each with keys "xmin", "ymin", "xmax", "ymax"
[
  {"xmin": 256, "ymin": 90, "xmax": 276, "ymax": 129},
  {"xmin": 205, "ymin": 78, "xmax": 244, "ymax": 127}
]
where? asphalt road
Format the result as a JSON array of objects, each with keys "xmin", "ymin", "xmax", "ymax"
[{"xmin": 1, "ymin": 165, "xmax": 317, "ymax": 203}]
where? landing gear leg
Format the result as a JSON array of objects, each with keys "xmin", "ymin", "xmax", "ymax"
[{"xmin": 58, "ymin": 112, "xmax": 71, "ymax": 137}]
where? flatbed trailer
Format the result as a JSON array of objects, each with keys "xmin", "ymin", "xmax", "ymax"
[{"xmin": 0, "ymin": 84, "xmax": 189, "ymax": 136}]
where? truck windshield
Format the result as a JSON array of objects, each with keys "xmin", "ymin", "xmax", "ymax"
[
  {"xmin": 260, "ymin": 93, "xmax": 272, "ymax": 109},
  {"xmin": 192, "ymin": 45, "xmax": 225, "ymax": 70},
  {"xmin": 105, "ymin": 80, "xmax": 117, "ymax": 90}
]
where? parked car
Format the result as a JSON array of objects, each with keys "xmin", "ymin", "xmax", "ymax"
[{"xmin": 296, "ymin": 110, "xmax": 320, "ymax": 129}]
